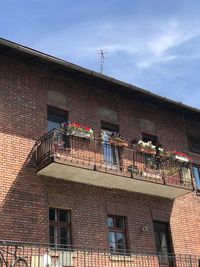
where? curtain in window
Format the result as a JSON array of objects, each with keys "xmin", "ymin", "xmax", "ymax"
[{"xmin": 101, "ymin": 130, "xmax": 119, "ymax": 165}]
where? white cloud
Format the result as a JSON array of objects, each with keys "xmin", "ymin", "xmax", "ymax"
[
  {"xmin": 32, "ymin": 14, "xmax": 200, "ymax": 72},
  {"xmin": 136, "ymin": 17, "xmax": 200, "ymax": 69}
]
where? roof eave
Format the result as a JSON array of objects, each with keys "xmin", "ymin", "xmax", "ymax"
[{"xmin": 0, "ymin": 37, "xmax": 200, "ymax": 115}]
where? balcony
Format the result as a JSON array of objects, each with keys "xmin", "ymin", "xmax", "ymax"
[
  {"xmin": 35, "ymin": 130, "xmax": 193, "ymax": 198},
  {"xmin": 0, "ymin": 240, "xmax": 199, "ymax": 267}
]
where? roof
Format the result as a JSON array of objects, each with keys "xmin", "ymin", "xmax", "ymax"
[{"xmin": 0, "ymin": 37, "xmax": 200, "ymax": 116}]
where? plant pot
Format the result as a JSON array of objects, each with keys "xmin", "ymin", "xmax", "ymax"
[
  {"xmin": 110, "ymin": 139, "xmax": 128, "ymax": 147},
  {"xmin": 138, "ymin": 146, "xmax": 156, "ymax": 155},
  {"xmin": 173, "ymin": 155, "xmax": 189, "ymax": 162},
  {"xmin": 66, "ymin": 128, "xmax": 91, "ymax": 139}
]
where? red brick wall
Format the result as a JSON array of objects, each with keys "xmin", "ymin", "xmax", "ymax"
[{"xmin": 0, "ymin": 53, "xmax": 200, "ymax": 255}]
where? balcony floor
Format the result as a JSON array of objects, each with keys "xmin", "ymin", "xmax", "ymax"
[{"xmin": 37, "ymin": 157, "xmax": 192, "ymax": 199}]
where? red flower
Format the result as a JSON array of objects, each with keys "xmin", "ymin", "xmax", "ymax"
[{"xmin": 174, "ymin": 151, "xmax": 188, "ymax": 157}]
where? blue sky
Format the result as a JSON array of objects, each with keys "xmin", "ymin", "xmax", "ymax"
[{"xmin": 1, "ymin": 0, "xmax": 200, "ymax": 108}]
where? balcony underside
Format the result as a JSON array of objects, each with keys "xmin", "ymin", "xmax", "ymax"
[{"xmin": 37, "ymin": 157, "xmax": 192, "ymax": 199}]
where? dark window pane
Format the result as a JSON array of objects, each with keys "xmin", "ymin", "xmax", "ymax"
[
  {"xmin": 48, "ymin": 121, "xmax": 61, "ymax": 131},
  {"xmin": 49, "ymin": 226, "xmax": 54, "ymax": 241},
  {"xmin": 47, "ymin": 107, "xmax": 68, "ymax": 131},
  {"xmin": 153, "ymin": 222, "xmax": 172, "ymax": 255},
  {"xmin": 60, "ymin": 227, "xmax": 67, "ymax": 238},
  {"xmin": 60, "ymin": 239, "xmax": 67, "ymax": 245},
  {"xmin": 142, "ymin": 133, "xmax": 157, "ymax": 145},
  {"xmin": 49, "ymin": 208, "xmax": 55, "ymax": 221},
  {"xmin": 48, "ymin": 113, "xmax": 66, "ymax": 124},
  {"xmin": 154, "ymin": 230, "xmax": 161, "ymax": 252},
  {"xmin": 60, "ymin": 228, "xmax": 70, "ymax": 245},
  {"xmin": 49, "ymin": 226, "xmax": 57, "ymax": 244},
  {"xmin": 101, "ymin": 121, "xmax": 119, "ymax": 132},
  {"xmin": 115, "ymin": 217, "xmax": 125, "ymax": 229},
  {"xmin": 59, "ymin": 210, "xmax": 70, "ymax": 222}
]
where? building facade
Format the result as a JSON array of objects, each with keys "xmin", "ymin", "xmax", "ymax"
[{"xmin": 0, "ymin": 38, "xmax": 200, "ymax": 266}]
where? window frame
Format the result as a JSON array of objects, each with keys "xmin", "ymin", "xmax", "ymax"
[
  {"xmin": 49, "ymin": 208, "xmax": 72, "ymax": 247},
  {"xmin": 153, "ymin": 221, "xmax": 173, "ymax": 255},
  {"xmin": 108, "ymin": 215, "xmax": 129, "ymax": 254}
]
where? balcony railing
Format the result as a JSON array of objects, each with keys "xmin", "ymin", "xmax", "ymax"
[
  {"xmin": 35, "ymin": 129, "xmax": 193, "ymax": 196},
  {"xmin": 0, "ymin": 240, "xmax": 199, "ymax": 267}
]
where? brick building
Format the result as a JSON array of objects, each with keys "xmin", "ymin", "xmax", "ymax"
[{"xmin": 0, "ymin": 38, "xmax": 200, "ymax": 266}]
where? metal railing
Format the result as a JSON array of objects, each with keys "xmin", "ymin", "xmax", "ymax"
[
  {"xmin": 0, "ymin": 240, "xmax": 199, "ymax": 267},
  {"xmin": 35, "ymin": 129, "xmax": 193, "ymax": 188}
]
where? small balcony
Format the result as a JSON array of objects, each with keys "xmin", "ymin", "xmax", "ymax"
[{"xmin": 35, "ymin": 129, "xmax": 193, "ymax": 199}]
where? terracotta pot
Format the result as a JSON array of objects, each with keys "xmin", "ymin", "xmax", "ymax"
[{"xmin": 110, "ymin": 139, "xmax": 128, "ymax": 147}]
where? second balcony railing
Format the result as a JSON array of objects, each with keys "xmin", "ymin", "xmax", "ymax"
[{"xmin": 35, "ymin": 129, "xmax": 193, "ymax": 190}]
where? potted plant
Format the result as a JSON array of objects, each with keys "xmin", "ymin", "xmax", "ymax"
[
  {"xmin": 61, "ymin": 121, "xmax": 94, "ymax": 139},
  {"xmin": 170, "ymin": 151, "xmax": 192, "ymax": 163},
  {"xmin": 137, "ymin": 140, "xmax": 156, "ymax": 154},
  {"xmin": 109, "ymin": 132, "xmax": 128, "ymax": 147}
]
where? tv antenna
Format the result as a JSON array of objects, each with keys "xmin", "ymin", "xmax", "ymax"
[{"xmin": 97, "ymin": 49, "xmax": 108, "ymax": 74}]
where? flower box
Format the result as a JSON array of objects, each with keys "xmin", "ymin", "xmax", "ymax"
[
  {"xmin": 173, "ymin": 154, "xmax": 189, "ymax": 162},
  {"xmin": 66, "ymin": 128, "xmax": 91, "ymax": 139},
  {"xmin": 137, "ymin": 146, "xmax": 156, "ymax": 155},
  {"xmin": 138, "ymin": 140, "xmax": 156, "ymax": 151},
  {"xmin": 61, "ymin": 122, "xmax": 93, "ymax": 139},
  {"xmin": 110, "ymin": 138, "xmax": 128, "ymax": 148},
  {"xmin": 171, "ymin": 151, "xmax": 192, "ymax": 163}
]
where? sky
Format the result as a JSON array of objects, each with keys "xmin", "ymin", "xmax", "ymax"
[{"xmin": 1, "ymin": 0, "xmax": 200, "ymax": 109}]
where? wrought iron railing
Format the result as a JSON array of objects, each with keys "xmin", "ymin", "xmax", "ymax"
[
  {"xmin": 35, "ymin": 129, "xmax": 193, "ymax": 188},
  {"xmin": 0, "ymin": 240, "xmax": 199, "ymax": 267}
]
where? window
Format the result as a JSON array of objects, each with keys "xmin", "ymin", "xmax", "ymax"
[
  {"xmin": 47, "ymin": 106, "xmax": 68, "ymax": 132},
  {"xmin": 142, "ymin": 133, "xmax": 158, "ymax": 167},
  {"xmin": 108, "ymin": 215, "xmax": 128, "ymax": 254},
  {"xmin": 101, "ymin": 122, "xmax": 120, "ymax": 165},
  {"xmin": 153, "ymin": 222, "xmax": 172, "ymax": 255},
  {"xmin": 181, "ymin": 166, "xmax": 192, "ymax": 185},
  {"xmin": 193, "ymin": 166, "xmax": 200, "ymax": 189},
  {"xmin": 142, "ymin": 132, "xmax": 157, "ymax": 145},
  {"xmin": 188, "ymin": 136, "xmax": 200, "ymax": 154},
  {"xmin": 49, "ymin": 208, "xmax": 72, "ymax": 247}
]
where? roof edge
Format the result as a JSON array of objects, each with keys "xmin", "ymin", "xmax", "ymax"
[{"xmin": 0, "ymin": 37, "xmax": 200, "ymax": 115}]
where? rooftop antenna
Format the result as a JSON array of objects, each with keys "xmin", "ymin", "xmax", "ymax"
[
  {"xmin": 100, "ymin": 49, "xmax": 105, "ymax": 74},
  {"xmin": 97, "ymin": 49, "xmax": 108, "ymax": 74}
]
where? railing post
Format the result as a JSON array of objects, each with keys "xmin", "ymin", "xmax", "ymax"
[
  {"xmin": 190, "ymin": 163, "xmax": 195, "ymax": 190},
  {"xmin": 94, "ymin": 139, "xmax": 97, "ymax": 171},
  {"xmin": 162, "ymin": 169, "xmax": 166, "ymax": 185}
]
